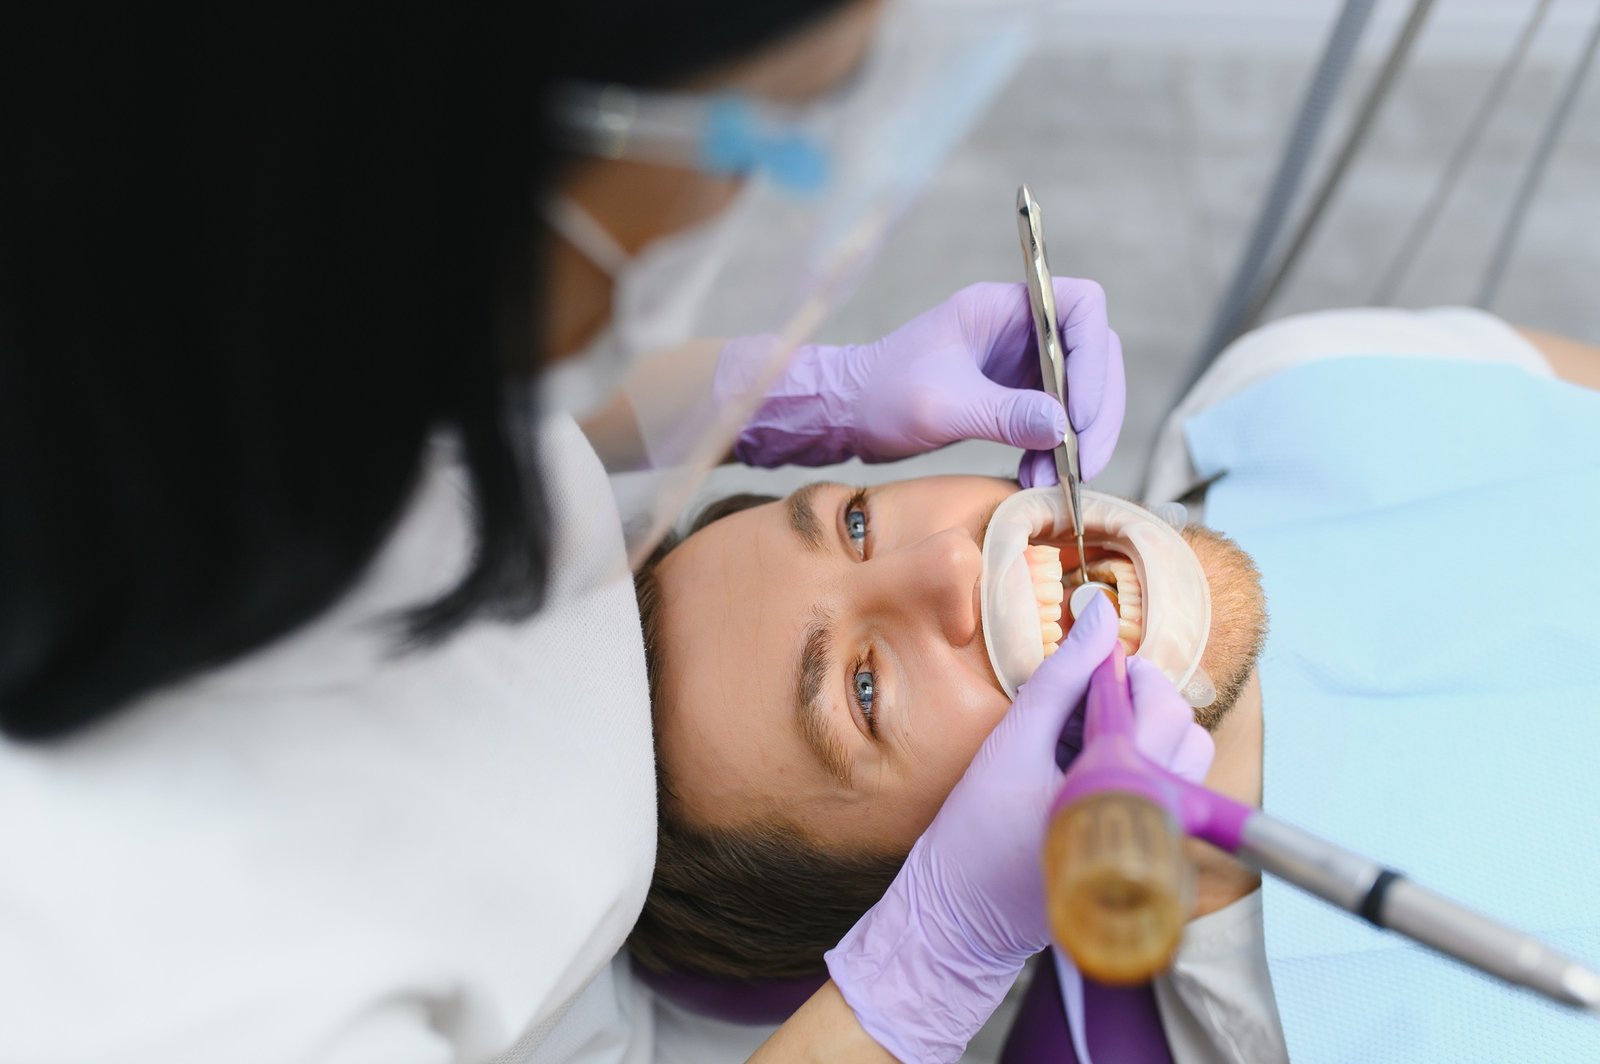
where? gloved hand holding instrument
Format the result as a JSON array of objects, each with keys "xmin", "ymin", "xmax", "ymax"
[
  {"xmin": 716, "ymin": 278, "xmax": 1125, "ymax": 484},
  {"xmin": 1008, "ymin": 180, "xmax": 1600, "ymax": 1018},
  {"xmin": 825, "ymin": 598, "xmax": 1214, "ymax": 1064},
  {"xmin": 824, "ymin": 180, "xmax": 1597, "ymax": 1064},
  {"xmin": 819, "ymin": 186, "xmax": 1188, "ymax": 1064}
]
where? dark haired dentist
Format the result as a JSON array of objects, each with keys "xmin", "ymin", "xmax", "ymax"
[{"xmin": 0, "ymin": 6, "xmax": 1213, "ymax": 1064}]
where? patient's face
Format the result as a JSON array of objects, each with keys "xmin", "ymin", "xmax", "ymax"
[{"xmin": 650, "ymin": 476, "xmax": 1264, "ymax": 852}]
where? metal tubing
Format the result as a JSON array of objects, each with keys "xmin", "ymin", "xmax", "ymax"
[
  {"xmin": 1240, "ymin": 0, "xmax": 1437, "ymax": 330},
  {"xmin": 1373, "ymin": 0, "xmax": 1553, "ymax": 304},
  {"xmin": 1182, "ymin": 0, "xmax": 1378, "ymax": 394},
  {"xmin": 1237, "ymin": 811, "xmax": 1600, "ymax": 1013},
  {"xmin": 1235, "ymin": 813, "xmax": 1383, "ymax": 913},
  {"xmin": 1476, "ymin": 2, "xmax": 1600, "ymax": 308},
  {"xmin": 1382, "ymin": 877, "xmax": 1600, "ymax": 1010}
]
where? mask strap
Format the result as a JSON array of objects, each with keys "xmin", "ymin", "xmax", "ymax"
[{"xmin": 543, "ymin": 197, "xmax": 632, "ymax": 280}]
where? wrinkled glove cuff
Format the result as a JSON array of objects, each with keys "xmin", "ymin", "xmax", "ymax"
[{"xmin": 715, "ymin": 336, "xmax": 862, "ymax": 468}]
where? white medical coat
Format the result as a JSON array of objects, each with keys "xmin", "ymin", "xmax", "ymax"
[{"xmin": 0, "ymin": 415, "xmax": 658, "ymax": 1064}]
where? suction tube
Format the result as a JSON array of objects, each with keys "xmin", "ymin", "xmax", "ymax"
[{"xmin": 1042, "ymin": 647, "xmax": 1190, "ymax": 984}]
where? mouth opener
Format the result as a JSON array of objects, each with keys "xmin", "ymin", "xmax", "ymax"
[{"xmin": 1016, "ymin": 184, "xmax": 1089, "ymax": 588}]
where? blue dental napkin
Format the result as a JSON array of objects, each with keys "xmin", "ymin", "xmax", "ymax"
[{"xmin": 1184, "ymin": 357, "xmax": 1600, "ymax": 1063}]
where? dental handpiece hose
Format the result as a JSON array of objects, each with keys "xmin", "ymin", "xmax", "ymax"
[
  {"xmin": 1042, "ymin": 649, "xmax": 1600, "ymax": 1014},
  {"xmin": 1234, "ymin": 815, "xmax": 1600, "ymax": 1016}
]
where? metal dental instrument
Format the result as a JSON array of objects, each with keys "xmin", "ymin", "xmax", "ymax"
[{"xmin": 1016, "ymin": 184, "xmax": 1089, "ymax": 588}]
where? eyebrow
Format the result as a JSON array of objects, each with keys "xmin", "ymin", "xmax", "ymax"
[
  {"xmin": 796, "ymin": 613, "xmax": 854, "ymax": 789},
  {"xmin": 786, "ymin": 482, "xmax": 830, "ymax": 555},
  {"xmin": 786, "ymin": 483, "xmax": 855, "ymax": 787}
]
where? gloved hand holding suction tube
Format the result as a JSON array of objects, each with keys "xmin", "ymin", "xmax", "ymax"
[
  {"xmin": 716, "ymin": 279, "xmax": 1125, "ymax": 481},
  {"xmin": 1045, "ymin": 643, "xmax": 1221, "ymax": 986},
  {"xmin": 1047, "ymin": 644, "xmax": 1600, "ymax": 1014},
  {"xmin": 824, "ymin": 596, "xmax": 1213, "ymax": 1064}
]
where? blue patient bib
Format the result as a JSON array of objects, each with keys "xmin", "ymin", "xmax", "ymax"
[{"xmin": 1184, "ymin": 357, "xmax": 1600, "ymax": 1063}]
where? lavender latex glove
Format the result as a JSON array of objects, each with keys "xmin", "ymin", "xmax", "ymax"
[
  {"xmin": 1121, "ymin": 655, "xmax": 1215, "ymax": 785},
  {"xmin": 716, "ymin": 280, "xmax": 1125, "ymax": 480},
  {"xmin": 1054, "ymin": 655, "xmax": 1216, "ymax": 782},
  {"xmin": 824, "ymin": 598, "xmax": 1213, "ymax": 1063},
  {"xmin": 1051, "ymin": 652, "xmax": 1214, "ymax": 1064}
]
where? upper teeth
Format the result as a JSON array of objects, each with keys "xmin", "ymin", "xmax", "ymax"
[
  {"xmin": 1024, "ymin": 543, "xmax": 1144, "ymax": 654},
  {"xmin": 1024, "ymin": 544, "xmax": 1064, "ymax": 657}
]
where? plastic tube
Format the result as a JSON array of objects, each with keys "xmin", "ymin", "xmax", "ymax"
[
  {"xmin": 1042, "ymin": 647, "xmax": 1191, "ymax": 984},
  {"xmin": 1043, "ymin": 790, "xmax": 1188, "ymax": 985}
]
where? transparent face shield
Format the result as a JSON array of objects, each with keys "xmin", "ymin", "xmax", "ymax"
[{"xmin": 540, "ymin": 0, "xmax": 1033, "ymax": 576}]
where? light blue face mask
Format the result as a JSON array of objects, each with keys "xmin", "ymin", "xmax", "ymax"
[
  {"xmin": 548, "ymin": 0, "xmax": 1032, "ymax": 206},
  {"xmin": 542, "ymin": 0, "xmax": 1035, "ymax": 575},
  {"xmin": 551, "ymin": 82, "xmax": 834, "ymax": 195}
]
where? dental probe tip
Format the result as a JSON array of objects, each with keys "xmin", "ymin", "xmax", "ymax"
[{"xmin": 1074, "ymin": 532, "xmax": 1089, "ymax": 587}]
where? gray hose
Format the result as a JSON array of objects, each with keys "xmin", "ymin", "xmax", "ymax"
[
  {"xmin": 1239, "ymin": 0, "xmax": 1437, "ymax": 327},
  {"xmin": 1182, "ymin": 0, "xmax": 1377, "ymax": 396},
  {"xmin": 1476, "ymin": 2, "xmax": 1600, "ymax": 309},
  {"xmin": 1373, "ymin": 0, "xmax": 1553, "ymax": 305}
]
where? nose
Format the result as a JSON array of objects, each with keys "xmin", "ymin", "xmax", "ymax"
[{"xmin": 859, "ymin": 528, "xmax": 984, "ymax": 647}]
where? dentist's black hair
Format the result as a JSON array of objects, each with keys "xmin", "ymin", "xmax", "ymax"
[{"xmin": 0, "ymin": 1, "xmax": 854, "ymax": 740}]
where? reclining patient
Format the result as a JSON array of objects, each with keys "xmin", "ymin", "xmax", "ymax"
[
  {"xmin": 627, "ymin": 307, "xmax": 1600, "ymax": 1062},
  {"xmin": 630, "ymin": 478, "xmax": 1266, "ymax": 953},
  {"xmin": 631, "ymin": 483, "xmax": 1272, "ymax": 1060}
]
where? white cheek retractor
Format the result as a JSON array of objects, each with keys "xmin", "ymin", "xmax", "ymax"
[{"xmin": 980, "ymin": 488, "xmax": 1216, "ymax": 708}]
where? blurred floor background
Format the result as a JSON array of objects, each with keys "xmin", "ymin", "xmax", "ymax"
[{"xmin": 700, "ymin": 0, "xmax": 1600, "ymax": 513}]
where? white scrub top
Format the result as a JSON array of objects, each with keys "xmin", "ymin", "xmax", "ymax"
[{"xmin": 0, "ymin": 415, "xmax": 658, "ymax": 1064}]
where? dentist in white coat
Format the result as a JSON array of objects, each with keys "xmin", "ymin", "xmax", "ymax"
[{"xmin": 0, "ymin": 3, "xmax": 1194, "ymax": 1062}]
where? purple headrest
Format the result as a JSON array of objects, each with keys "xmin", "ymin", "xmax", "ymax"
[
  {"xmin": 1002, "ymin": 952, "xmax": 1176, "ymax": 1064},
  {"xmin": 631, "ymin": 957, "xmax": 826, "ymax": 1025}
]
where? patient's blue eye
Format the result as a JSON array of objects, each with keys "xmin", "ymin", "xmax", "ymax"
[
  {"xmin": 845, "ymin": 489, "xmax": 869, "ymax": 553},
  {"xmin": 853, "ymin": 669, "xmax": 877, "ymax": 734}
]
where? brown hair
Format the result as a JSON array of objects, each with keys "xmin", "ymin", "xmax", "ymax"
[{"xmin": 628, "ymin": 494, "xmax": 904, "ymax": 980}]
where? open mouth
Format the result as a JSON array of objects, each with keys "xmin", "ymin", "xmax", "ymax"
[
  {"xmin": 1023, "ymin": 539, "xmax": 1144, "ymax": 656},
  {"xmin": 979, "ymin": 486, "xmax": 1213, "ymax": 704}
]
